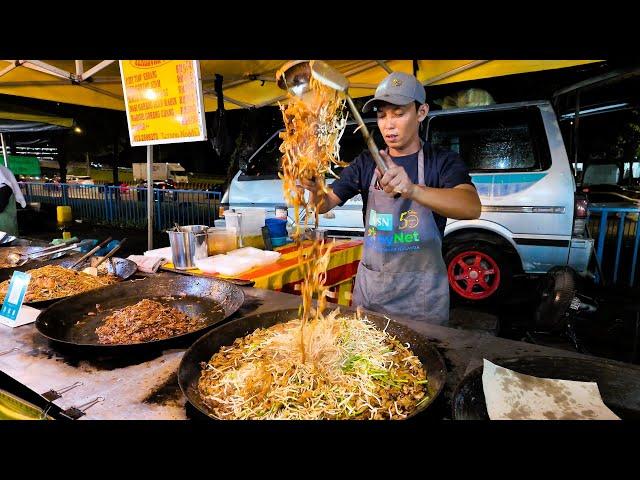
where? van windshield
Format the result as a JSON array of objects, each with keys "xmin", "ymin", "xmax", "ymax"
[{"xmin": 241, "ymin": 123, "xmax": 382, "ymax": 179}]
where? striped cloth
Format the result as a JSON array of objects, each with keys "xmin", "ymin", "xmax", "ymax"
[{"xmin": 163, "ymin": 239, "xmax": 363, "ymax": 295}]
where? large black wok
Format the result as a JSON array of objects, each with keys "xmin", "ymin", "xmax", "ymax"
[
  {"xmin": 36, "ymin": 274, "xmax": 244, "ymax": 354},
  {"xmin": 178, "ymin": 307, "xmax": 447, "ymax": 420},
  {"xmin": 1, "ymin": 255, "xmax": 138, "ymax": 309},
  {"xmin": 0, "ymin": 246, "xmax": 85, "ymax": 282},
  {"xmin": 451, "ymin": 355, "xmax": 640, "ymax": 420}
]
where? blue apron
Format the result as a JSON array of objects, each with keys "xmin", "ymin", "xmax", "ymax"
[{"xmin": 352, "ymin": 147, "xmax": 450, "ymax": 325}]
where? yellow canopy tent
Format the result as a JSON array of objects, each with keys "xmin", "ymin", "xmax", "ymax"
[
  {"xmin": 0, "ymin": 59, "xmax": 602, "ymax": 249},
  {"xmin": 0, "ymin": 60, "xmax": 601, "ymax": 111},
  {"xmin": 0, "ymin": 103, "xmax": 74, "ymax": 129}
]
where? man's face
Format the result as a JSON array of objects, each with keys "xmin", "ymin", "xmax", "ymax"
[{"xmin": 376, "ymin": 102, "xmax": 428, "ymax": 151}]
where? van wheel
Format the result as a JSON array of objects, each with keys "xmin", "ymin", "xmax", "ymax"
[{"xmin": 445, "ymin": 242, "xmax": 513, "ymax": 303}]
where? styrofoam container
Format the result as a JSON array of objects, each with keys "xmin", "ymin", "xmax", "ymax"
[
  {"xmin": 195, "ymin": 255, "xmax": 259, "ymax": 276},
  {"xmin": 226, "ymin": 247, "xmax": 264, "ymax": 257},
  {"xmin": 226, "ymin": 247, "xmax": 281, "ymax": 266}
]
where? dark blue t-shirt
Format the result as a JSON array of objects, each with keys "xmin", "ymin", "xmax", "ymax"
[{"xmin": 330, "ymin": 142, "xmax": 474, "ymax": 236}]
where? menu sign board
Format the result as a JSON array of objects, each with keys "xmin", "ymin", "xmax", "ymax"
[{"xmin": 120, "ymin": 60, "xmax": 207, "ymax": 146}]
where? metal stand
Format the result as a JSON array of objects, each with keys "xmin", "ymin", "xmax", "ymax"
[{"xmin": 147, "ymin": 145, "xmax": 153, "ymax": 251}]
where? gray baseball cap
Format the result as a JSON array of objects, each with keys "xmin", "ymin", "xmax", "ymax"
[{"xmin": 362, "ymin": 71, "xmax": 426, "ymax": 113}]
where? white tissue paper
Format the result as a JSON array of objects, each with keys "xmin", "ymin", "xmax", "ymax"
[
  {"xmin": 482, "ymin": 359, "xmax": 620, "ymax": 420},
  {"xmin": 127, "ymin": 255, "xmax": 165, "ymax": 274},
  {"xmin": 143, "ymin": 247, "xmax": 172, "ymax": 262}
]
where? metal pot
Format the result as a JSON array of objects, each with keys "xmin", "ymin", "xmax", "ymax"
[{"xmin": 167, "ymin": 225, "xmax": 208, "ymax": 270}]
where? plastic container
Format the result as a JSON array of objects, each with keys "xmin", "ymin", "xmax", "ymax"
[
  {"xmin": 226, "ymin": 247, "xmax": 281, "ymax": 266},
  {"xmin": 195, "ymin": 255, "xmax": 259, "ymax": 276},
  {"xmin": 271, "ymin": 236, "xmax": 290, "ymax": 248},
  {"xmin": 265, "ymin": 218, "xmax": 288, "ymax": 238},
  {"xmin": 224, "ymin": 209, "xmax": 266, "ymax": 249},
  {"xmin": 227, "ymin": 208, "xmax": 266, "ymax": 230},
  {"xmin": 206, "ymin": 227, "xmax": 238, "ymax": 255},
  {"xmin": 226, "ymin": 247, "xmax": 264, "ymax": 257},
  {"xmin": 56, "ymin": 206, "xmax": 72, "ymax": 223}
]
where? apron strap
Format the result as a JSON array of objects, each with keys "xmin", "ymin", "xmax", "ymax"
[{"xmin": 417, "ymin": 143, "xmax": 425, "ymax": 186}]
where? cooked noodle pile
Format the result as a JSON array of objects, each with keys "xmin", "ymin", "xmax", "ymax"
[
  {"xmin": 0, "ymin": 265, "xmax": 118, "ymax": 302},
  {"xmin": 278, "ymin": 71, "xmax": 348, "ymax": 359},
  {"xmin": 198, "ymin": 308, "xmax": 429, "ymax": 419},
  {"xmin": 96, "ymin": 299, "xmax": 206, "ymax": 344}
]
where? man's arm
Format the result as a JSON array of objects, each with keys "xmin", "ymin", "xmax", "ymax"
[
  {"xmin": 300, "ymin": 154, "xmax": 364, "ymax": 214},
  {"xmin": 377, "ymin": 150, "xmax": 481, "ymax": 220},
  {"xmin": 407, "ymin": 183, "xmax": 481, "ymax": 219}
]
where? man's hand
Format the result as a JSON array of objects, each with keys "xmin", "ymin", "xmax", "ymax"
[
  {"xmin": 299, "ymin": 176, "xmax": 325, "ymax": 206},
  {"xmin": 299, "ymin": 176, "xmax": 323, "ymax": 196},
  {"xmin": 298, "ymin": 176, "xmax": 343, "ymax": 215},
  {"xmin": 377, "ymin": 150, "xmax": 416, "ymax": 199}
]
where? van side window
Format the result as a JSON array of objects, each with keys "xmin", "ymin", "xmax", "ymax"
[
  {"xmin": 582, "ymin": 163, "xmax": 621, "ymax": 185},
  {"xmin": 427, "ymin": 107, "xmax": 552, "ymax": 172}
]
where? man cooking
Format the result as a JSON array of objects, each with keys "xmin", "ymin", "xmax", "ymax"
[{"xmin": 302, "ymin": 71, "xmax": 481, "ymax": 325}]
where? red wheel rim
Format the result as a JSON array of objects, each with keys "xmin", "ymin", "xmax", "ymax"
[{"xmin": 448, "ymin": 250, "xmax": 501, "ymax": 300}]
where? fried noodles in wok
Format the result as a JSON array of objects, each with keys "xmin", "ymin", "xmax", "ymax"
[
  {"xmin": 96, "ymin": 299, "xmax": 207, "ymax": 345},
  {"xmin": 0, "ymin": 265, "xmax": 118, "ymax": 302},
  {"xmin": 198, "ymin": 308, "xmax": 429, "ymax": 420}
]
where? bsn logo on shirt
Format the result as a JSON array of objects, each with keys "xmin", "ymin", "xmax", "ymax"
[{"xmin": 369, "ymin": 209, "xmax": 393, "ymax": 231}]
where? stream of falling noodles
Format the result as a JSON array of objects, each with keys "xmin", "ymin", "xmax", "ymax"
[{"xmin": 278, "ymin": 75, "xmax": 348, "ymax": 363}]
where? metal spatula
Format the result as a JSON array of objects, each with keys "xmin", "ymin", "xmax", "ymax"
[
  {"xmin": 82, "ymin": 238, "xmax": 128, "ymax": 276},
  {"xmin": 68, "ymin": 237, "xmax": 113, "ymax": 270},
  {"xmin": 7, "ymin": 239, "xmax": 93, "ymax": 267}
]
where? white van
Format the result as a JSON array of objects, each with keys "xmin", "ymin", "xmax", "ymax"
[
  {"xmin": 222, "ymin": 125, "xmax": 370, "ymax": 234},
  {"xmin": 66, "ymin": 175, "xmax": 94, "ymax": 185},
  {"xmin": 221, "ymin": 100, "xmax": 593, "ymax": 303}
]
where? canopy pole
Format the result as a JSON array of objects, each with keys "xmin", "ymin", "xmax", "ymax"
[
  {"xmin": 147, "ymin": 145, "xmax": 154, "ymax": 250},
  {"xmin": 1, "ymin": 132, "xmax": 8, "ymax": 167}
]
